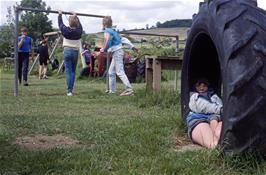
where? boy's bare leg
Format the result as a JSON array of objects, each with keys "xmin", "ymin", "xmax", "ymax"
[
  {"xmin": 192, "ymin": 123, "xmax": 216, "ymax": 149},
  {"xmin": 39, "ymin": 65, "xmax": 43, "ymax": 79},
  {"xmin": 215, "ymin": 122, "xmax": 222, "ymax": 140},
  {"xmin": 210, "ymin": 120, "xmax": 218, "ymax": 134},
  {"xmin": 43, "ymin": 65, "xmax": 47, "ymax": 76}
]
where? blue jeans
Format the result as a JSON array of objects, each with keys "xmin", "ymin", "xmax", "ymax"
[
  {"xmin": 18, "ymin": 52, "xmax": 29, "ymax": 82},
  {"xmin": 108, "ymin": 49, "xmax": 133, "ymax": 92},
  {"xmin": 186, "ymin": 112, "xmax": 221, "ymax": 139},
  {"xmin": 64, "ymin": 48, "xmax": 78, "ymax": 93}
]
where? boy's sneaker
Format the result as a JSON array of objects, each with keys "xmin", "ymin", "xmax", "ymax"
[
  {"xmin": 43, "ymin": 75, "xmax": 48, "ymax": 79},
  {"xmin": 23, "ymin": 81, "xmax": 29, "ymax": 86},
  {"xmin": 120, "ymin": 90, "xmax": 134, "ymax": 96},
  {"xmin": 106, "ymin": 90, "xmax": 115, "ymax": 94},
  {"xmin": 67, "ymin": 92, "xmax": 73, "ymax": 96}
]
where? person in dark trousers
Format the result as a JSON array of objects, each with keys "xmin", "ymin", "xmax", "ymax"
[
  {"xmin": 58, "ymin": 10, "xmax": 83, "ymax": 96},
  {"xmin": 18, "ymin": 27, "xmax": 33, "ymax": 86},
  {"xmin": 38, "ymin": 36, "xmax": 49, "ymax": 79}
]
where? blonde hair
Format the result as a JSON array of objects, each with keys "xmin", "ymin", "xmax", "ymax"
[
  {"xmin": 68, "ymin": 15, "xmax": 80, "ymax": 28},
  {"xmin": 103, "ymin": 16, "xmax": 112, "ymax": 28}
]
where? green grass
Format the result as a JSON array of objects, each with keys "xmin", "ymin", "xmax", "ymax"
[{"xmin": 1, "ymin": 71, "xmax": 266, "ymax": 174}]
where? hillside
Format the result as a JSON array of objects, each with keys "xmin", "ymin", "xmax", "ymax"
[
  {"xmin": 122, "ymin": 27, "xmax": 188, "ymax": 40},
  {"xmin": 92, "ymin": 27, "xmax": 188, "ymax": 47}
]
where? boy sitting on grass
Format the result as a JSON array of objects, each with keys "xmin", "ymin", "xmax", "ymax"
[{"xmin": 186, "ymin": 78, "xmax": 223, "ymax": 149}]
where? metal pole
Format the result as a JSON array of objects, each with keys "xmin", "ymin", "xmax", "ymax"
[
  {"xmin": 14, "ymin": 7, "xmax": 19, "ymax": 97},
  {"xmin": 28, "ymin": 54, "xmax": 40, "ymax": 75},
  {"xmin": 17, "ymin": 7, "xmax": 105, "ymax": 18},
  {"xmin": 106, "ymin": 53, "xmax": 110, "ymax": 92},
  {"xmin": 49, "ymin": 36, "xmax": 61, "ymax": 60}
]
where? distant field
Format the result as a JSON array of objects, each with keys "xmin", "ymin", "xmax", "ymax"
[
  {"xmin": 93, "ymin": 27, "xmax": 188, "ymax": 47},
  {"xmin": 123, "ymin": 27, "xmax": 188, "ymax": 40}
]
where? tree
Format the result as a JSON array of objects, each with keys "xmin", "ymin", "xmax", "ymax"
[
  {"xmin": 19, "ymin": 0, "xmax": 53, "ymax": 41},
  {"xmin": 0, "ymin": 26, "xmax": 13, "ymax": 58},
  {"xmin": 156, "ymin": 21, "xmax": 161, "ymax": 28},
  {"xmin": 0, "ymin": 7, "xmax": 14, "ymax": 58}
]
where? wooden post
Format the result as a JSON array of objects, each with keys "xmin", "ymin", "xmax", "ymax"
[
  {"xmin": 28, "ymin": 54, "xmax": 40, "ymax": 75},
  {"xmin": 145, "ymin": 57, "xmax": 153, "ymax": 90},
  {"xmin": 175, "ymin": 36, "xmax": 179, "ymax": 54},
  {"xmin": 152, "ymin": 57, "xmax": 161, "ymax": 91}
]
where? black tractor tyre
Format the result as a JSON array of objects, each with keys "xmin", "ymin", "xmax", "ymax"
[
  {"xmin": 137, "ymin": 59, "xmax": 145, "ymax": 78},
  {"xmin": 181, "ymin": 0, "xmax": 266, "ymax": 155}
]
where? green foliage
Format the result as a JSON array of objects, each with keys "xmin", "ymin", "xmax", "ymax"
[
  {"xmin": 138, "ymin": 46, "xmax": 176, "ymax": 58},
  {"xmin": 19, "ymin": 0, "xmax": 53, "ymax": 41},
  {"xmin": 156, "ymin": 19, "xmax": 192, "ymax": 28},
  {"xmin": 82, "ymin": 34, "xmax": 97, "ymax": 46},
  {"xmin": 0, "ymin": 26, "xmax": 13, "ymax": 58},
  {"xmin": 0, "ymin": 7, "xmax": 14, "ymax": 58}
]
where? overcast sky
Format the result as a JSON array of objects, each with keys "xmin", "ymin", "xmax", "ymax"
[{"xmin": 1, "ymin": 0, "xmax": 266, "ymax": 33}]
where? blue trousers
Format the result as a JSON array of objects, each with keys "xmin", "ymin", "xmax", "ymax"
[
  {"xmin": 18, "ymin": 52, "xmax": 29, "ymax": 83},
  {"xmin": 64, "ymin": 48, "xmax": 78, "ymax": 93}
]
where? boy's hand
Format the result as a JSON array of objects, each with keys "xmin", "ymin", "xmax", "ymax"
[
  {"xmin": 70, "ymin": 11, "xmax": 77, "ymax": 16},
  {"xmin": 21, "ymin": 34, "xmax": 26, "ymax": 39},
  {"xmin": 132, "ymin": 47, "xmax": 139, "ymax": 53},
  {"xmin": 100, "ymin": 48, "xmax": 104, "ymax": 53}
]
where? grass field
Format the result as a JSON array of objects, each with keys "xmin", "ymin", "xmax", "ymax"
[{"xmin": 1, "ymin": 71, "xmax": 266, "ymax": 175}]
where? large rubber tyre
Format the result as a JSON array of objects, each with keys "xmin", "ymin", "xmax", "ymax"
[
  {"xmin": 137, "ymin": 59, "xmax": 145, "ymax": 78},
  {"xmin": 181, "ymin": 0, "xmax": 266, "ymax": 155}
]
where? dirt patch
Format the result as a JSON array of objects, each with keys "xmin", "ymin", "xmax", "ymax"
[
  {"xmin": 14, "ymin": 134, "xmax": 80, "ymax": 150},
  {"xmin": 174, "ymin": 136, "xmax": 203, "ymax": 152}
]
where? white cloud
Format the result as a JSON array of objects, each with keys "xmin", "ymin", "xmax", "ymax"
[{"xmin": 1, "ymin": 0, "xmax": 266, "ymax": 33}]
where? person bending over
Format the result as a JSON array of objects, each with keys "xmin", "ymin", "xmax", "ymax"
[{"xmin": 100, "ymin": 16, "xmax": 134, "ymax": 96}]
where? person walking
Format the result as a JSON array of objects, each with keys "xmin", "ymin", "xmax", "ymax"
[{"xmin": 18, "ymin": 27, "xmax": 33, "ymax": 86}]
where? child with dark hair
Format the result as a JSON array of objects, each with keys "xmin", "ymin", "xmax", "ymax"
[
  {"xmin": 38, "ymin": 36, "xmax": 49, "ymax": 79},
  {"xmin": 186, "ymin": 78, "xmax": 223, "ymax": 149},
  {"xmin": 81, "ymin": 43, "xmax": 91, "ymax": 66},
  {"xmin": 18, "ymin": 27, "xmax": 33, "ymax": 86}
]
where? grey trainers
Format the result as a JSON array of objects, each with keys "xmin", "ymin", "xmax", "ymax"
[{"xmin": 120, "ymin": 90, "xmax": 134, "ymax": 96}]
